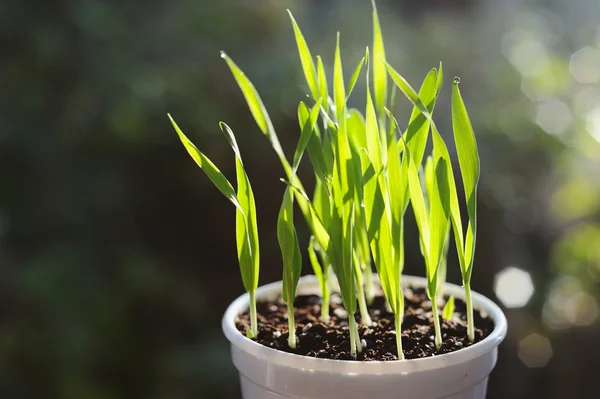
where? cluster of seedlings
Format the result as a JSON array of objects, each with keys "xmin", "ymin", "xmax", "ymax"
[{"xmin": 169, "ymin": 1, "xmax": 482, "ymax": 360}]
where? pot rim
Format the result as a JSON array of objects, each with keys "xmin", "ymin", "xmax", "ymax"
[{"xmin": 222, "ymin": 274, "xmax": 507, "ymax": 374}]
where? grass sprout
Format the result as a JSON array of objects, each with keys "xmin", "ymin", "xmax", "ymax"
[
  {"xmin": 450, "ymin": 78, "xmax": 481, "ymax": 342},
  {"xmin": 168, "ymin": 116, "xmax": 260, "ymax": 339},
  {"xmin": 277, "ymin": 99, "xmax": 321, "ymax": 348}
]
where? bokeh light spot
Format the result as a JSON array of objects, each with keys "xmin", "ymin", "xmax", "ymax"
[
  {"xmin": 535, "ymin": 98, "xmax": 572, "ymax": 135},
  {"xmin": 494, "ymin": 267, "xmax": 534, "ymax": 308},
  {"xmin": 569, "ymin": 46, "xmax": 600, "ymax": 84},
  {"xmin": 518, "ymin": 333, "xmax": 553, "ymax": 368},
  {"xmin": 502, "ymin": 29, "xmax": 549, "ymax": 77},
  {"xmin": 542, "ymin": 276, "xmax": 599, "ymax": 329}
]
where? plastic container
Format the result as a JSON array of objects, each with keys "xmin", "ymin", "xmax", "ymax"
[{"xmin": 222, "ymin": 275, "xmax": 507, "ymax": 399}]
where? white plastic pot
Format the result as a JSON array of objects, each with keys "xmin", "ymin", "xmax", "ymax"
[{"xmin": 222, "ymin": 275, "xmax": 507, "ymax": 399}]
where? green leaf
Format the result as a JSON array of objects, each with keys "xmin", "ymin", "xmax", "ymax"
[
  {"xmin": 442, "ymin": 296, "xmax": 455, "ymax": 320},
  {"xmin": 221, "ymin": 52, "xmax": 289, "ymax": 172},
  {"xmin": 312, "ymin": 178, "xmax": 331, "ymax": 231},
  {"xmin": 308, "ymin": 236, "xmax": 325, "ymax": 294},
  {"xmin": 287, "ymin": 10, "xmax": 319, "ymax": 99},
  {"xmin": 365, "ymin": 87, "xmax": 383, "ymax": 174},
  {"xmin": 317, "ymin": 56, "xmax": 329, "ymax": 114},
  {"xmin": 431, "ymin": 126, "xmax": 466, "ymax": 275},
  {"xmin": 427, "ymin": 156, "xmax": 450, "ymax": 285},
  {"xmin": 293, "ymin": 98, "xmax": 322, "ymax": 173},
  {"xmin": 347, "ymin": 108, "xmax": 367, "ymax": 151},
  {"xmin": 403, "ymin": 68, "xmax": 438, "ymax": 178},
  {"xmin": 452, "ymin": 79, "xmax": 480, "ymax": 276},
  {"xmin": 333, "ymin": 32, "xmax": 346, "ymax": 122},
  {"xmin": 278, "ymin": 186, "xmax": 302, "ymax": 304},
  {"xmin": 384, "ymin": 61, "xmax": 430, "ymax": 119},
  {"xmin": 406, "ymin": 150, "xmax": 429, "ymax": 262},
  {"xmin": 423, "ymin": 154, "xmax": 434, "ymax": 209},
  {"xmin": 285, "ymin": 180, "xmax": 331, "ymax": 254},
  {"xmin": 299, "ymin": 102, "xmax": 328, "ymax": 182},
  {"xmin": 169, "ymin": 115, "xmax": 240, "ymax": 209},
  {"xmin": 347, "ymin": 57, "xmax": 365, "ymax": 100},
  {"xmin": 220, "ymin": 123, "xmax": 260, "ymax": 292},
  {"xmin": 372, "ymin": 0, "xmax": 387, "ymax": 118}
]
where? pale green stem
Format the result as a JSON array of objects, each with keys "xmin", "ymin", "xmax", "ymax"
[
  {"xmin": 431, "ymin": 295, "xmax": 442, "ymax": 350},
  {"xmin": 248, "ymin": 291, "xmax": 258, "ymax": 339},
  {"xmin": 348, "ymin": 315, "xmax": 361, "ymax": 358},
  {"xmin": 320, "ymin": 273, "xmax": 331, "ymax": 322},
  {"xmin": 364, "ymin": 268, "xmax": 375, "ymax": 304},
  {"xmin": 319, "ymin": 249, "xmax": 331, "ymax": 322},
  {"xmin": 287, "ymin": 303, "xmax": 297, "ymax": 349},
  {"xmin": 436, "ymin": 259, "xmax": 447, "ymax": 304},
  {"xmin": 395, "ymin": 313, "xmax": 405, "ymax": 360},
  {"xmin": 465, "ymin": 282, "xmax": 475, "ymax": 343},
  {"xmin": 357, "ymin": 280, "xmax": 373, "ymax": 326}
]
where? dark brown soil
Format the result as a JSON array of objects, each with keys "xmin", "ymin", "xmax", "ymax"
[{"xmin": 235, "ymin": 287, "xmax": 494, "ymax": 361}]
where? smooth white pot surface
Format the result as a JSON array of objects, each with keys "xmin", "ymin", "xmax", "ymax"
[{"xmin": 222, "ymin": 275, "xmax": 507, "ymax": 399}]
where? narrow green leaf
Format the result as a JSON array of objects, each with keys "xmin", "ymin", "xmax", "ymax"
[
  {"xmin": 384, "ymin": 61, "xmax": 430, "ymax": 119},
  {"xmin": 287, "ymin": 10, "xmax": 319, "ymax": 99},
  {"xmin": 220, "ymin": 123, "xmax": 260, "ymax": 292},
  {"xmin": 308, "ymin": 236, "xmax": 324, "ymax": 294},
  {"xmin": 333, "ymin": 32, "xmax": 346, "ymax": 122},
  {"xmin": 221, "ymin": 52, "xmax": 288, "ymax": 171},
  {"xmin": 452, "ymin": 79, "xmax": 480, "ymax": 216},
  {"xmin": 372, "ymin": 0, "xmax": 387, "ymax": 118},
  {"xmin": 299, "ymin": 102, "xmax": 328, "ymax": 182},
  {"xmin": 431, "ymin": 126, "xmax": 466, "ymax": 273},
  {"xmin": 316, "ymin": 56, "xmax": 330, "ymax": 115},
  {"xmin": 169, "ymin": 115, "xmax": 239, "ymax": 210},
  {"xmin": 442, "ymin": 296, "xmax": 455, "ymax": 320},
  {"xmin": 312, "ymin": 178, "xmax": 331, "ymax": 231},
  {"xmin": 293, "ymin": 98, "xmax": 322, "ymax": 173},
  {"xmin": 406, "ymin": 150, "xmax": 429, "ymax": 258},
  {"xmin": 284, "ymin": 180, "xmax": 331, "ymax": 254},
  {"xmin": 403, "ymin": 68, "xmax": 438, "ymax": 175},
  {"xmin": 347, "ymin": 108, "xmax": 367, "ymax": 151},
  {"xmin": 452, "ymin": 79, "xmax": 480, "ymax": 277},
  {"xmin": 427, "ymin": 156, "xmax": 450, "ymax": 284},
  {"xmin": 347, "ymin": 57, "xmax": 365, "ymax": 100},
  {"xmin": 424, "ymin": 155, "xmax": 434, "ymax": 208},
  {"xmin": 278, "ymin": 186, "xmax": 302, "ymax": 303},
  {"xmin": 365, "ymin": 87, "xmax": 383, "ymax": 173}
]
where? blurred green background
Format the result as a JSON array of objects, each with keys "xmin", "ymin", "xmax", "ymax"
[{"xmin": 2, "ymin": 0, "xmax": 600, "ymax": 398}]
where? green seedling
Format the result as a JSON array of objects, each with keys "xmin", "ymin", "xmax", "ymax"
[
  {"xmin": 169, "ymin": 117, "xmax": 260, "ymax": 339},
  {"xmin": 277, "ymin": 99, "xmax": 321, "ymax": 349}
]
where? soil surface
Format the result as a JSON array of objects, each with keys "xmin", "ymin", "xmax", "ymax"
[{"xmin": 235, "ymin": 287, "xmax": 495, "ymax": 361}]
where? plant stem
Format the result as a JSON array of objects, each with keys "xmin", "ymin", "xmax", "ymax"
[
  {"xmin": 320, "ymin": 274, "xmax": 330, "ymax": 321},
  {"xmin": 465, "ymin": 281, "xmax": 475, "ymax": 343},
  {"xmin": 364, "ymin": 268, "xmax": 375, "ymax": 304},
  {"xmin": 431, "ymin": 295, "xmax": 442, "ymax": 350},
  {"xmin": 287, "ymin": 303, "xmax": 297, "ymax": 349},
  {"xmin": 348, "ymin": 315, "xmax": 361, "ymax": 358},
  {"xmin": 357, "ymin": 279, "xmax": 373, "ymax": 326},
  {"xmin": 348, "ymin": 314, "xmax": 362, "ymax": 359},
  {"xmin": 394, "ymin": 313, "xmax": 405, "ymax": 360},
  {"xmin": 249, "ymin": 291, "xmax": 258, "ymax": 339},
  {"xmin": 318, "ymin": 249, "xmax": 331, "ymax": 322}
]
